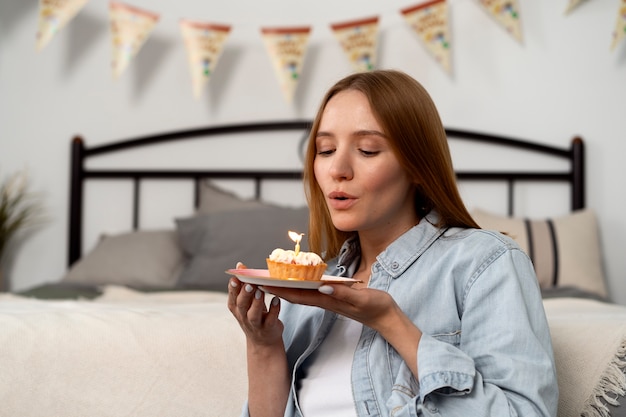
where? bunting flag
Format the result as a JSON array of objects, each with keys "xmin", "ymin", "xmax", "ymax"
[
  {"xmin": 564, "ymin": 0, "xmax": 588, "ymax": 15},
  {"xmin": 330, "ymin": 17, "xmax": 379, "ymax": 72},
  {"xmin": 477, "ymin": 0, "xmax": 523, "ymax": 43},
  {"xmin": 261, "ymin": 26, "xmax": 311, "ymax": 104},
  {"xmin": 611, "ymin": 0, "xmax": 626, "ymax": 51},
  {"xmin": 36, "ymin": 0, "xmax": 89, "ymax": 51},
  {"xmin": 401, "ymin": 1, "xmax": 452, "ymax": 75},
  {"xmin": 32, "ymin": 1, "xmax": 621, "ymax": 100},
  {"xmin": 180, "ymin": 20, "xmax": 231, "ymax": 98},
  {"xmin": 109, "ymin": 1, "xmax": 159, "ymax": 79}
]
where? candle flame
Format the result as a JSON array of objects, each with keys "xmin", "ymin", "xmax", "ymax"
[
  {"xmin": 288, "ymin": 231, "xmax": 304, "ymax": 243},
  {"xmin": 288, "ymin": 231, "xmax": 304, "ymax": 255}
]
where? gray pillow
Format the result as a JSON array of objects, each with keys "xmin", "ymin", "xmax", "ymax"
[
  {"xmin": 175, "ymin": 207, "xmax": 309, "ymax": 291},
  {"xmin": 197, "ymin": 180, "xmax": 268, "ymax": 214},
  {"xmin": 63, "ymin": 230, "xmax": 184, "ymax": 288}
]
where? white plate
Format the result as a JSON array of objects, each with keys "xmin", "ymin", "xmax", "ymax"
[{"xmin": 225, "ymin": 268, "xmax": 360, "ymax": 289}]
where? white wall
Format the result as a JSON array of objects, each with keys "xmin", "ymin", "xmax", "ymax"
[{"xmin": 1, "ymin": 0, "xmax": 625, "ymax": 303}]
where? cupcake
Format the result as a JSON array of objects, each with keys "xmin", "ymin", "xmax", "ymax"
[{"xmin": 266, "ymin": 248, "xmax": 327, "ymax": 281}]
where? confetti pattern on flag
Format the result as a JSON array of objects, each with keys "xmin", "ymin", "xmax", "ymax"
[
  {"xmin": 478, "ymin": 0, "xmax": 523, "ymax": 43},
  {"xmin": 180, "ymin": 20, "xmax": 231, "ymax": 98},
  {"xmin": 611, "ymin": 0, "xmax": 626, "ymax": 51},
  {"xmin": 261, "ymin": 26, "xmax": 311, "ymax": 104},
  {"xmin": 330, "ymin": 16, "xmax": 379, "ymax": 73},
  {"xmin": 401, "ymin": 0, "xmax": 452, "ymax": 75},
  {"xmin": 109, "ymin": 1, "xmax": 159, "ymax": 79},
  {"xmin": 36, "ymin": 0, "xmax": 89, "ymax": 51}
]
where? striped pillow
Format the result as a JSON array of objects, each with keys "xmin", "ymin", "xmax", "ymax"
[{"xmin": 471, "ymin": 208, "xmax": 607, "ymax": 299}]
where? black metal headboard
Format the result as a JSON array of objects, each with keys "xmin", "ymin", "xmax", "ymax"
[{"xmin": 68, "ymin": 120, "xmax": 584, "ymax": 266}]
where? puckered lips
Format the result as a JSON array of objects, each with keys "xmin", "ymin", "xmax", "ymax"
[{"xmin": 327, "ymin": 191, "xmax": 357, "ymax": 210}]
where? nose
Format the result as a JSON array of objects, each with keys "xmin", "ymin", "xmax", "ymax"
[{"xmin": 329, "ymin": 149, "xmax": 353, "ymax": 181}]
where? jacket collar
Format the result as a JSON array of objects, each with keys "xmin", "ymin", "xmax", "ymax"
[{"xmin": 335, "ymin": 210, "xmax": 447, "ymax": 279}]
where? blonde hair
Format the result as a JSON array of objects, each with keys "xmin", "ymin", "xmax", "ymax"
[{"xmin": 304, "ymin": 70, "xmax": 479, "ymax": 260}]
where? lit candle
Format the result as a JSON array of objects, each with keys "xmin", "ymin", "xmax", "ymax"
[{"xmin": 288, "ymin": 231, "xmax": 304, "ymax": 256}]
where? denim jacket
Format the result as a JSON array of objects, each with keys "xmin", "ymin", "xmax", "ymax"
[{"xmin": 242, "ymin": 211, "xmax": 558, "ymax": 417}]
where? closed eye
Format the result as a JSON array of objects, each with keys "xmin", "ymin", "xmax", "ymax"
[{"xmin": 359, "ymin": 149, "xmax": 380, "ymax": 156}]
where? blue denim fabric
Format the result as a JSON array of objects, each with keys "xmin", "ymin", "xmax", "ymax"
[{"xmin": 241, "ymin": 211, "xmax": 558, "ymax": 417}]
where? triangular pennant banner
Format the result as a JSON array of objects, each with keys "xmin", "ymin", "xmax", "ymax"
[
  {"xmin": 36, "ymin": 0, "xmax": 89, "ymax": 51},
  {"xmin": 477, "ymin": 0, "xmax": 523, "ymax": 43},
  {"xmin": 109, "ymin": 1, "xmax": 159, "ymax": 79},
  {"xmin": 180, "ymin": 20, "xmax": 231, "ymax": 98},
  {"xmin": 611, "ymin": 0, "xmax": 626, "ymax": 51},
  {"xmin": 330, "ymin": 17, "xmax": 379, "ymax": 72},
  {"xmin": 564, "ymin": 0, "xmax": 588, "ymax": 15},
  {"xmin": 401, "ymin": 0, "xmax": 452, "ymax": 75},
  {"xmin": 261, "ymin": 26, "xmax": 311, "ymax": 104}
]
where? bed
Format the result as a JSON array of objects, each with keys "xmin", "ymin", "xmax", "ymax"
[{"xmin": 0, "ymin": 121, "xmax": 624, "ymax": 417}]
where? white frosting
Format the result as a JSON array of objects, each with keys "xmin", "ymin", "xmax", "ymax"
[{"xmin": 269, "ymin": 248, "xmax": 324, "ymax": 266}]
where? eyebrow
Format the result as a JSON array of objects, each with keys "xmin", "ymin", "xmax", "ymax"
[{"xmin": 316, "ymin": 129, "xmax": 387, "ymax": 139}]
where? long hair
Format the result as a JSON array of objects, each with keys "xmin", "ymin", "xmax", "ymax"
[{"xmin": 304, "ymin": 70, "xmax": 479, "ymax": 260}]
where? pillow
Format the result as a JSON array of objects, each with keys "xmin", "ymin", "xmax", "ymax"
[
  {"xmin": 471, "ymin": 208, "xmax": 607, "ymax": 299},
  {"xmin": 175, "ymin": 206, "xmax": 309, "ymax": 291},
  {"xmin": 63, "ymin": 230, "xmax": 184, "ymax": 289},
  {"xmin": 197, "ymin": 180, "xmax": 268, "ymax": 214}
]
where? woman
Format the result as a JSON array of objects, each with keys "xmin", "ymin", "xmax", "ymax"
[{"xmin": 228, "ymin": 69, "xmax": 558, "ymax": 416}]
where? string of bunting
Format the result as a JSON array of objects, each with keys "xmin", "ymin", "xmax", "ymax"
[{"xmin": 36, "ymin": 0, "xmax": 626, "ymax": 103}]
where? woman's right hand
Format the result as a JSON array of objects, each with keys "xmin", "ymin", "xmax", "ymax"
[
  {"xmin": 227, "ymin": 263, "xmax": 284, "ymax": 347},
  {"xmin": 228, "ymin": 263, "xmax": 291, "ymax": 416}
]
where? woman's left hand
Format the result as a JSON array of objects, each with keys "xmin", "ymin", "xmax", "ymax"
[{"xmin": 261, "ymin": 284, "xmax": 399, "ymax": 334}]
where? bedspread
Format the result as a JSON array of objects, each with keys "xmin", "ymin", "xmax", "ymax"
[
  {"xmin": 544, "ymin": 297, "xmax": 626, "ymax": 417},
  {"xmin": 0, "ymin": 287, "xmax": 247, "ymax": 417},
  {"xmin": 1, "ymin": 289, "xmax": 626, "ymax": 417}
]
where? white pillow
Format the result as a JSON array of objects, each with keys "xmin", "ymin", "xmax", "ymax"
[{"xmin": 471, "ymin": 208, "xmax": 607, "ymax": 299}]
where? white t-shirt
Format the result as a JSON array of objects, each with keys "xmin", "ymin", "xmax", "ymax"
[{"xmin": 298, "ymin": 315, "xmax": 363, "ymax": 417}]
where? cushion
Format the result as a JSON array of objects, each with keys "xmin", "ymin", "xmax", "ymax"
[
  {"xmin": 471, "ymin": 208, "xmax": 607, "ymax": 299},
  {"xmin": 63, "ymin": 230, "xmax": 184, "ymax": 288},
  {"xmin": 197, "ymin": 180, "xmax": 268, "ymax": 214},
  {"xmin": 175, "ymin": 206, "xmax": 309, "ymax": 291}
]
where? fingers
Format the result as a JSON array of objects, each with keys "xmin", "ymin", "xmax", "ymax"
[
  {"xmin": 236, "ymin": 261, "xmax": 247, "ymax": 269},
  {"xmin": 228, "ymin": 279, "xmax": 272, "ymax": 327},
  {"xmin": 268, "ymin": 284, "xmax": 386, "ymax": 326},
  {"xmin": 266, "ymin": 296, "xmax": 281, "ymax": 325},
  {"xmin": 317, "ymin": 283, "xmax": 360, "ymax": 306},
  {"xmin": 227, "ymin": 277, "xmax": 285, "ymax": 351},
  {"xmin": 238, "ymin": 283, "xmax": 258, "ymax": 315},
  {"xmin": 227, "ymin": 279, "xmax": 256, "ymax": 318},
  {"xmin": 247, "ymin": 287, "xmax": 267, "ymax": 326},
  {"xmin": 318, "ymin": 285, "xmax": 335, "ymax": 295},
  {"xmin": 227, "ymin": 278, "xmax": 242, "ymax": 313}
]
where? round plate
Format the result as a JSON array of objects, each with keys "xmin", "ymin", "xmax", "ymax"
[{"xmin": 225, "ymin": 268, "xmax": 360, "ymax": 289}]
